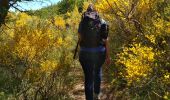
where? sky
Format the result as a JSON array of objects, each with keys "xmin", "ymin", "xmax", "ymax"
[{"xmin": 10, "ymin": 0, "xmax": 61, "ymax": 11}]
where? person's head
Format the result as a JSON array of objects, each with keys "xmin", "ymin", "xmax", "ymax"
[{"xmin": 87, "ymin": 3, "xmax": 96, "ymax": 12}]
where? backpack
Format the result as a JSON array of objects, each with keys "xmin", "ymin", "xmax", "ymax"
[
  {"xmin": 100, "ymin": 19, "xmax": 109, "ymax": 40},
  {"xmin": 79, "ymin": 11, "xmax": 108, "ymax": 48},
  {"xmin": 79, "ymin": 12, "xmax": 109, "ymax": 48}
]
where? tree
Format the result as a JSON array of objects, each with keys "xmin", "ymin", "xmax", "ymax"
[
  {"xmin": 0, "ymin": 0, "xmax": 9, "ymax": 26},
  {"xmin": 0, "ymin": 0, "xmax": 42, "ymax": 27},
  {"xmin": 57, "ymin": 0, "xmax": 85, "ymax": 14}
]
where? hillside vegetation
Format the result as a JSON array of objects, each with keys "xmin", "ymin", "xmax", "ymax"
[{"xmin": 0, "ymin": 0, "xmax": 169, "ymax": 99}]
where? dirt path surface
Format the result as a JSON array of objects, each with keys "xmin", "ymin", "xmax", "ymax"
[
  {"xmin": 70, "ymin": 82, "xmax": 108, "ymax": 100},
  {"xmin": 69, "ymin": 64, "xmax": 109, "ymax": 100}
]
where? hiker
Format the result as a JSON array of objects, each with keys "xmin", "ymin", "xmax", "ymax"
[{"xmin": 78, "ymin": 3, "xmax": 111, "ymax": 100}]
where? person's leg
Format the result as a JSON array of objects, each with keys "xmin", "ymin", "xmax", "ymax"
[
  {"xmin": 94, "ymin": 65, "xmax": 102, "ymax": 95},
  {"xmin": 94, "ymin": 52, "xmax": 106, "ymax": 97},
  {"xmin": 79, "ymin": 52, "xmax": 94, "ymax": 100}
]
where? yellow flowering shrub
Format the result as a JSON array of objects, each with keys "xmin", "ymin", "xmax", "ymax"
[
  {"xmin": 0, "ymin": 12, "xmax": 77, "ymax": 99},
  {"xmin": 66, "ymin": 6, "xmax": 81, "ymax": 31},
  {"xmin": 0, "ymin": 0, "xmax": 169, "ymax": 99},
  {"xmin": 117, "ymin": 43, "xmax": 154, "ymax": 85},
  {"xmin": 15, "ymin": 13, "xmax": 33, "ymax": 27},
  {"xmin": 94, "ymin": 0, "xmax": 170, "ymax": 99},
  {"xmin": 145, "ymin": 34, "xmax": 156, "ymax": 44},
  {"xmin": 40, "ymin": 60, "xmax": 58, "ymax": 74},
  {"xmin": 15, "ymin": 36, "xmax": 36, "ymax": 60},
  {"xmin": 54, "ymin": 16, "xmax": 65, "ymax": 29}
]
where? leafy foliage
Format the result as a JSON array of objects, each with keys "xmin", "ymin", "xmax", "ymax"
[
  {"xmin": 0, "ymin": 0, "xmax": 169, "ymax": 99},
  {"xmin": 96, "ymin": 0, "xmax": 170, "ymax": 99},
  {"xmin": 0, "ymin": 6, "xmax": 80, "ymax": 99}
]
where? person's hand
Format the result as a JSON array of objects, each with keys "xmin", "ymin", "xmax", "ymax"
[{"xmin": 106, "ymin": 56, "xmax": 111, "ymax": 66}]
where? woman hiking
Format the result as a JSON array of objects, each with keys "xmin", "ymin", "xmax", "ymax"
[{"xmin": 78, "ymin": 3, "xmax": 111, "ymax": 100}]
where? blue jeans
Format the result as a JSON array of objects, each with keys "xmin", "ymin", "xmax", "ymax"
[{"xmin": 79, "ymin": 51, "xmax": 106, "ymax": 100}]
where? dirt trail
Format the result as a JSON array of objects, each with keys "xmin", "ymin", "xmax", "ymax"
[
  {"xmin": 69, "ymin": 64, "xmax": 109, "ymax": 100},
  {"xmin": 70, "ymin": 82, "xmax": 108, "ymax": 100}
]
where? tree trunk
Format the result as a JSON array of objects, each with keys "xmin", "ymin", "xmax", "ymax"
[{"xmin": 0, "ymin": 0, "xmax": 9, "ymax": 27}]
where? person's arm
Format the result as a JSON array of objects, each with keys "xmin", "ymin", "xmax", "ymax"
[
  {"xmin": 101, "ymin": 21, "xmax": 111, "ymax": 65},
  {"xmin": 78, "ymin": 33, "xmax": 81, "ymax": 42},
  {"xmin": 104, "ymin": 38, "xmax": 111, "ymax": 65}
]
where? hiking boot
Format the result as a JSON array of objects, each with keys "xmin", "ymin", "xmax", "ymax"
[{"xmin": 93, "ymin": 93, "xmax": 101, "ymax": 100}]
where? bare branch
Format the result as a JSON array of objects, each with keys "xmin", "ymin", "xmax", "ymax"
[
  {"xmin": 9, "ymin": 2, "xmax": 25, "ymax": 12},
  {"xmin": 127, "ymin": 0, "xmax": 139, "ymax": 19}
]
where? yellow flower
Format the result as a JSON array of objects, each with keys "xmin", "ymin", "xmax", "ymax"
[
  {"xmin": 164, "ymin": 75, "xmax": 169, "ymax": 79},
  {"xmin": 40, "ymin": 60, "xmax": 58, "ymax": 74},
  {"xmin": 117, "ymin": 43, "xmax": 155, "ymax": 84},
  {"xmin": 56, "ymin": 37, "xmax": 63, "ymax": 46},
  {"xmin": 145, "ymin": 34, "xmax": 156, "ymax": 44},
  {"xmin": 16, "ymin": 13, "xmax": 32, "ymax": 27},
  {"xmin": 54, "ymin": 16, "xmax": 65, "ymax": 29}
]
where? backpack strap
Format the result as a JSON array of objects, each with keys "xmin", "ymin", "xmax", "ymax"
[{"xmin": 100, "ymin": 19, "xmax": 109, "ymax": 40}]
